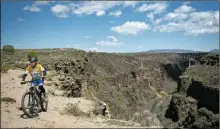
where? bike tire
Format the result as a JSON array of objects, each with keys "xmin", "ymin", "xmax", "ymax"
[
  {"xmin": 21, "ymin": 91, "xmax": 39, "ymax": 118},
  {"xmin": 40, "ymin": 92, "xmax": 48, "ymax": 112}
]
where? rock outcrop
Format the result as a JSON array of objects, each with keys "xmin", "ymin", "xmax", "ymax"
[{"xmin": 165, "ymin": 75, "xmax": 219, "ymax": 128}]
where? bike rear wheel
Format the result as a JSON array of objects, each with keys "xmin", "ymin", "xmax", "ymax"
[{"xmin": 21, "ymin": 91, "xmax": 39, "ymax": 118}]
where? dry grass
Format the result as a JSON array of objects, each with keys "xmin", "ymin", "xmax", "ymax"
[{"xmin": 62, "ymin": 103, "xmax": 90, "ymax": 117}]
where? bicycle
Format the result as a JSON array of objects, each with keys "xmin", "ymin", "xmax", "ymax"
[{"xmin": 21, "ymin": 81, "xmax": 48, "ymax": 118}]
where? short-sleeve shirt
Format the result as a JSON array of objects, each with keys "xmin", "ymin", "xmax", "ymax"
[{"xmin": 25, "ymin": 64, "xmax": 45, "ymax": 80}]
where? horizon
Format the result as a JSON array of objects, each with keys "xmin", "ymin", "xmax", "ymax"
[
  {"xmin": 3, "ymin": 47, "xmax": 218, "ymax": 53},
  {"xmin": 1, "ymin": 1, "xmax": 219, "ymax": 52}
]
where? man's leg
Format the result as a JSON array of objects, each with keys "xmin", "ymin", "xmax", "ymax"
[{"xmin": 39, "ymin": 79, "xmax": 47, "ymax": 101}]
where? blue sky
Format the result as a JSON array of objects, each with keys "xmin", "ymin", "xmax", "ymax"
[{"xmin": 1, "ymin": 1, "xmax": 219, "ymax": 52}]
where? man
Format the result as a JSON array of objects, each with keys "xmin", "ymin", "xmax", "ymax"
[{"xmin": 20, "ymin": 58, "xmax": 47, "ymax": 110}]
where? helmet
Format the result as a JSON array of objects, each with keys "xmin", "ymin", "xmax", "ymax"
[{"xmin": 30, "ymin": 58, "xmax": 38, "ymax": 63}]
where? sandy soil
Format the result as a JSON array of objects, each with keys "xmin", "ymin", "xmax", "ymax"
[{"xmin": 1, "ymin": 69, "xmax": 148, "ymax": 128}]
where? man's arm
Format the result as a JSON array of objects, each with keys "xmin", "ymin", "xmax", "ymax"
[{"xmin": 40, "ymin": 64, "xmax": 46, "ymax": 77}]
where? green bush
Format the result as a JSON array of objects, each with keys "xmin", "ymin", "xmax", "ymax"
[
  {"xmin": 1, "ymin": 64, "xmax": 10, "ymax": 73},
  {"xmin": 2, "ymin": 45, "xmax": 15, "ymax": 55},
  {"xmin": 28, "ymin": 51, "xmax": 39, "ymax": 59}
]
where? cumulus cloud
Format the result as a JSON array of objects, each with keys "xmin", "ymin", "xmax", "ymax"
[
  {"xmin": 123, "ymin": 1, "xmax": 142, "ymax": 8},
  {"xmin": 183, "ymin": 1, "xmax": 191, "ymax": 5},
  {"xmin": 147, "ymin": 12, "xmax": 155, "ymax": 21},
  {"xmin": 71, "ymin": 1, "xmax": 142, "ymax": 17},
  {"xmin": 109, "ymin": 10, "xmax": 122, "ymax": 17},
  {"xmin": 13, "ymin": 44, "xmax": 20, "ymax": 46},
  {"xmin": 88, "ymin": 47, "xmax": 98, "ymax": 51},
  {"xmin": 24, "ymin": 1, "xmax": 141, "ymax": 17},
  {"xmin": 96, "ymin": 36, "xmax": 123, "ymax": 46},
  {"xmin": 96, "ymin": 41, "xmax": 123, "ymax": 46},
  {"xmin": 51, "ymin": 4, "xmax": 71, "ymax": 18},
  {"xmin": 174, "ymin": 5, "xmax": 196, "ymax": 13},
  {"xmin": 72, "ymin": 1, "xmax": 121, "ymax": 16},
  {"xmin": 17, "ymin": 18, "xmax": 25, "ymax": 22},
  {"xmin": 110, "ymin": 21, "xmax": 115, "ymax": 24},
  {"xmin": 23, "ymin": 5, "xmax": 41, "ymax": 12},
  {"xmin": 85, "ymin": 36, "xmax": 92, "ymax": 39},
  {"xmin": 137, "ymin": 2, "xmax": 168, "ymax": 14},
  {"xmin": 34, "ymin": 1, "xmax": 50, "ymax": 6},
  {"xmin": 138, "ymin": 45, "xmax": 143, "ymax": 48},
  {"xmin": 153, "ymin": 18, "xmax": 163, "ymax": 25},
  {"xmin": 152, "ymin": 3, "xmax": 219, "ymax": 36},
  {"xmin": 108, "ymin": 36, "xmax": 118, "ymax": 42},
  {"xmin": 154, "ymin": 11, "xmax": 219, "ymax": 36},
  {"xmin": 96, "ymin": 10, "xmax": 105, "ymax": 16},
  {"xmin": 111, "ymin": 21, "xmax": 150, "ymax": 35},
  {"xmin": 23, "ymin": 1, "xmax": 51, "ymax": 12}
]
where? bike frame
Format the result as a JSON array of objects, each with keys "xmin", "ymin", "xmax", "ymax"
[{"xmin": 24, "ymin": 81, "xmax": 42, "ymax": 107}]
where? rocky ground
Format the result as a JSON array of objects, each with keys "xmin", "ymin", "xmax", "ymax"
[
  {"xmin": 1, "ymin": 49, "xmax": 219, "ymax": 128},
  {"xmin": 1, "ymin": 69, "xmax": 161, "ymax": 128}
]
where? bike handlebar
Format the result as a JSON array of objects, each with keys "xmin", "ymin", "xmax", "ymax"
[{"xmin": 21, "ymin": 81, "xmax": 32, "ymax": 84}]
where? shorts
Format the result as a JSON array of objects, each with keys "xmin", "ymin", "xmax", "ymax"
[{"xmin": 32, "ymin": 79, "xmax": 44, "ymax": 87}]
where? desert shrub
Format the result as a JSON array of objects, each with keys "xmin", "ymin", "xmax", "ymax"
[
  {"xmin": 1, "ymin": 97, "xmax": 16, "ymax": 103},
  {"xmin": 28, "ymin": 50, "xmax": 39, "ymax": 60},
  {"xmin": 2, "ymin": 45, "xmax": 15, "ymax": 55},
  {"xmin": 1, "ymin": 64, "xmax": 10, "ymax": 73},
  {"xmin": 63, "ymin": 103, "xmax": 89, "ymax": 117}
]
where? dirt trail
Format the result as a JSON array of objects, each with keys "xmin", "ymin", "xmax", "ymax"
[{"xmin": 1, "ymin": 69, "xmax": 154, "ymax": 128}]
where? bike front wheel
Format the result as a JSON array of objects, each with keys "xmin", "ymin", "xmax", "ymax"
[{"xmin": 21, "ymin": 91, "xmax": 39, "ymax": 118}]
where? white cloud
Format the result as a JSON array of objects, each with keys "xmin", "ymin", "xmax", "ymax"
[
  {"xmin": 85, "ymin": 36, "xmax": 92, "ymax": 39},
  {"xmin": 174, "ymin": 5, "xmax": 196, "ymax": 13},
  {"xmin": 23, "ymin": 1, "xmax": 142, "ymax": 17},
  {"xmin": 13, "ymin": 44, "xmax": 20, "ymax": 46},
  {"xmin": 34, "ymin": 1, "xmax": 50, "ymax": 6},
  {"xmin": 123, "ymin": 1, "xmax": 142, "ymax": 8},
  {"xmin": 109, "ymin": 10, "xmax": 122, "ymax": 17},
  {"xmin": 23, "ymin": 5, "xmax": 41, "ymax": 12},
  {"xmin": 137, "ymin": 2, "xmax": 168, "ymax": 14},
  {"xmin": 51, "ymin": 4, "xmax": 71, "ymax": 18},
  {"xmin": 138, "ymin": 45, "xmax": 143, "ymax": 48},
  {"xmin": 96, "ymin": 10, "xmax": 105, "ymax": 16},
  {"xmin": 23, "ymin": 1, "xmax": 52, "ymax": 12},
  {"xmin": 72, "ymin": 1, "xmax": 121, "ymax": 16},
  {"xmin": 183, "ymin": 1, "xmax": 191, "ymax": 5},
  {"xmin": 111, "ymin": 21, "xmax": 150, "ymax": 35},
  {"xmin": 96, "ymin": 36, "xmax": 123, "ymax": 47},
  {"xmin": 17, "ymin": 18, "xmax": 25, "ymax": 22},
  {"xmin": 88, "ymin": 47, "xmax": 98, "ymax": 51},
  {"xmin": 153, "ymin": 18, "xmax": 163, "ymax": 25},
  {"xmin": 71, "ymin": 1, "xmax": 142, "ymax": 17},
  {"xmin": 96, "ymin": 41, "xmax": 123, "ymax": 46},
  {"xmin": 147, "ymin": 12, "xmax": 154, "ymax": 21},
  {"xmin": 154, "ymin": 11, "xmax": 219, "ymax": 35},
  {"xmin": 110, "ymin": 21, "xmax": 115, "ymax": 24},
  {"xmin": 108, "ymin": 36, "xmax": 118, "ymax": 42},
  {"xmin": 164, "ymin": 12, "xmax": 188, "ymax": 21},
  {"xmin": 152, "ymin": 3, "xmax": 219, "ymax": 36}
]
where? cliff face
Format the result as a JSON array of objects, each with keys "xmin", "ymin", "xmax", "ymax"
[{"xmin": 165, "ymin": 65, "xmax": 219, "ymax": 128}]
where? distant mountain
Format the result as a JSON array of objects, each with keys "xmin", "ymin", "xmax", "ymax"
[
  {"xmin": 210, "ymin": 49, "xmax": 219, "ymax": 52},
  {"xmin": 142, "ymin": 49, "xmax": 203, "ymax": 53}
]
